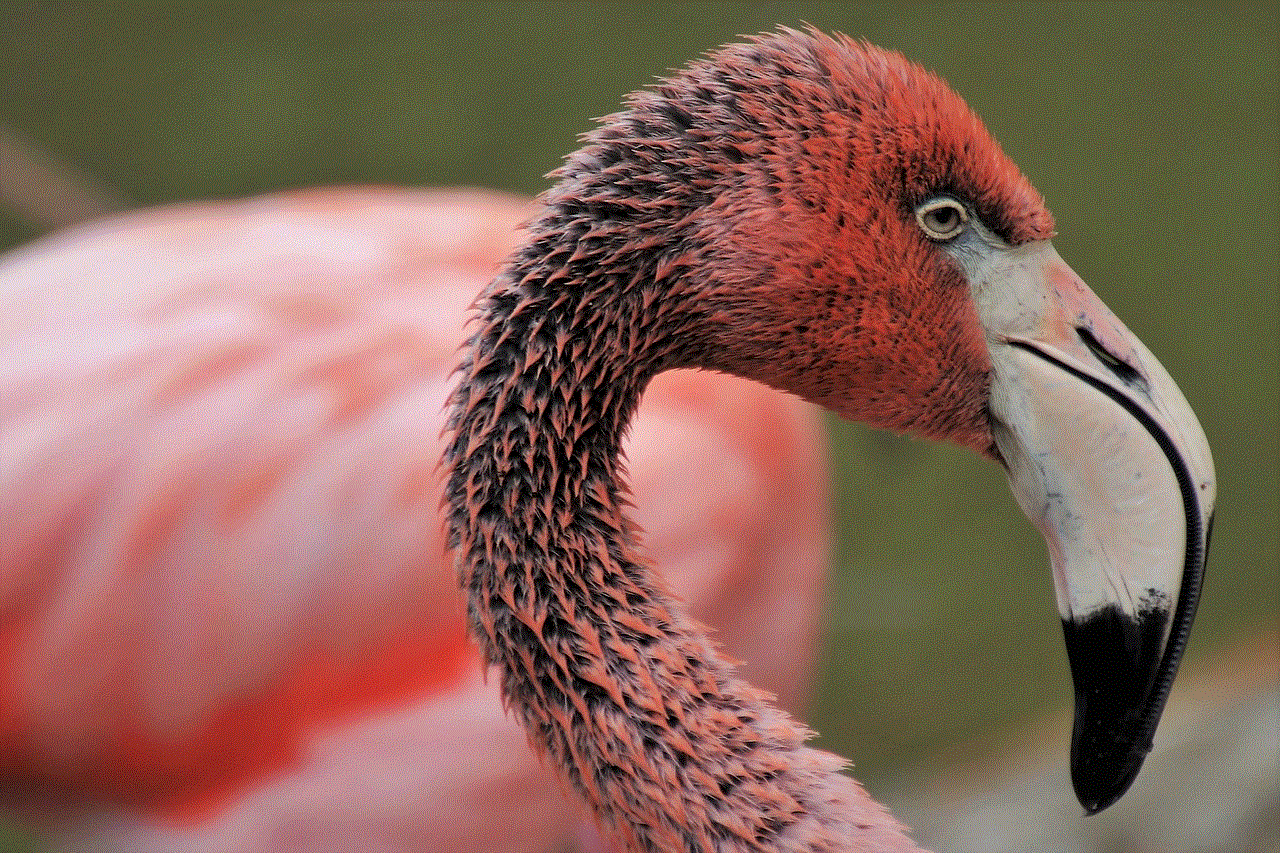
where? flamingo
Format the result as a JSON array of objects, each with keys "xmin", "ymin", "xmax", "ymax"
[
  {"xmin": 2, "ymin": 26, "xmax": 1217, "ymax": 853},
  {"xmin": 442, "ymin": 27, "xmax": 1214, "ymax": 853},
  {"xmin": 0, "ymin": 188, "xmax": 832, "ymax": 851}
]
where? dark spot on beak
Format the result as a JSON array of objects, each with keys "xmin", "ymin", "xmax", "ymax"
[{"xmin": 1076, "ymin": 326, "xmax": 1147, "ymax": 392}]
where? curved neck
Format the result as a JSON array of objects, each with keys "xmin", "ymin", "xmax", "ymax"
[{"xmin": 444, "ymin": 239, "xmax": 920, "ymax": 851}]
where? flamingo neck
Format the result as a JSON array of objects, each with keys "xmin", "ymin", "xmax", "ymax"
[{"xmin": 444, "ymin": 237, "xmax": 919, "ymax": 852}]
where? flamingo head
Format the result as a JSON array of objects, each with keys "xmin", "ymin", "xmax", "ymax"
[{"xmin": 549, "ymin": 29, "xmax": 1216, "ymax": 812}]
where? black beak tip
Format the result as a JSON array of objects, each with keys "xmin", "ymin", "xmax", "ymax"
[
  {"xmin": 1062, "ymin": 605, "xmax": 1172, "ymax": 815},
  {"xmin": 1072, "ymin": 744, "xmax": 1147, "ymax": 814}
]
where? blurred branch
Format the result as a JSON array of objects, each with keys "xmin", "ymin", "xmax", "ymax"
[{"xmin": 0, "ymin": 122, "xmax": 130, "ymax": 231}]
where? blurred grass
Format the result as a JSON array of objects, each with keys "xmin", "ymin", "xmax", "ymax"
[{"xmin": 1, "ymin": 0, "xmax": 1275, "ymax": 843}]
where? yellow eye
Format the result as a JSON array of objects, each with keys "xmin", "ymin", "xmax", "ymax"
[{"xmin": 915, "ymin": 197, "xmax": 969, "ymax": 241}]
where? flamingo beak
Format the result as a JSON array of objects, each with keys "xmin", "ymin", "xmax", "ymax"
[{"xmin": 975, "ymin": 243, "xmax": 1216, "ymax": 814}]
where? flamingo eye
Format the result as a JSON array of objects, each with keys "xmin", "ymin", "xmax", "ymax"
[{"xmin": 915, "ymin": 197, "xmax": 969, "ymax": 241}]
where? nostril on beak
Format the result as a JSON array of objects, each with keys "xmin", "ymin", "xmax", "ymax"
[{"xmin": 1076, "ymin": 326, "xmax": 1147, "ymax": 391}]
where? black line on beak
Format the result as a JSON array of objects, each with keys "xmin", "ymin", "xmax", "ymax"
[{"xmin": 1009, "ymin": 340, "xmax": 1208, "ymax": 812}]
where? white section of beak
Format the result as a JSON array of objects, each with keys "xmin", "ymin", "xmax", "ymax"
[
  {"xmin": 991, "ymin": 345, "xmax": 1184, "ymax": 620},
  {"xmin": 966, "ymin": 240, "xmax": 1215, "ymax": 626}
]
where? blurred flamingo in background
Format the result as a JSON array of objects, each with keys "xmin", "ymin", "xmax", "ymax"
[{"xmin": 0, "ymin": 186, "xmax": 834, "ymax": 852}]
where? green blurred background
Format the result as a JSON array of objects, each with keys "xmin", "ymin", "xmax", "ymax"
[{"xmin": 1, "ymin": 2, "xmax": 1275, "ymax": 850}]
